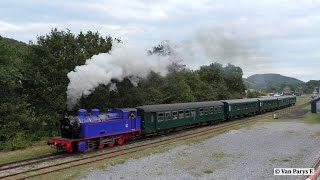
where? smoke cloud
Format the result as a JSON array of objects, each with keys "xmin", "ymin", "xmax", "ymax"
[
  {"xmin": 66, "ymin": 27, "xmax": 263, "ymax": 109},
  {"xmin": 67, "ymin": 43, "xmax": 172, "ymax": 109}
]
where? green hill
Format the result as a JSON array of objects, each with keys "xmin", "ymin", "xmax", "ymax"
[
  {"xmin": 244, "ymin": 73, "xmax": 305, "ymax": 92},
  {"xmin": 0, "ymin": 35, "xmax": 27, "ymax": 47}
]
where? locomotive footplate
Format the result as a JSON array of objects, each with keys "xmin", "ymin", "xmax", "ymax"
[{"xmin": 49, "ymin": 137, "xmax": 79, "ymax": 152}]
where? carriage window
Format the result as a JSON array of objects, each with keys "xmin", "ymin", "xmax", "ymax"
[
  {"xmin": 213, "ymin": 107, "xmax": 217, "ymax": 114},
  {"xmin": 165, "ymin": 112, "xmax": 171, "ymax": 120},
  {"xmin": 209, "ymin": 107, "xmax": 214, "ymax": 114},
  {"xmin": 172, "ymin": 111, "xmax": 178, "ymax": 120},
  {"xmin": 199, "ymin": 108, "xmax": 204, "ymax": 116},
  {"xmin": 217, "ymin": 106, "xmax": 222, "ymax": 112},
  {"xmin": 185, "ymin": 109, "xmax": 190, "ymax": 118},
  {"xmin": 191, "ymin": 109, "xmax": 196, "ymax": 117},
  {"xmin": 151, "ymin": 115, "xmax": 154, "ymax": 122},
  {"xmin": 157, "ymin": 112, "xmax": 164, "ymax": 122},
  {"xmin": 204, "ymin": 107, "xmax": 209, "ymax": 115},
  {"xmin": 179, "ymin": 110, "xmax": 184, "ymax": 119}
]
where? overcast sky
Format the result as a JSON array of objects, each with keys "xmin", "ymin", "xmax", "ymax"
[{"xmin": 1, "ymin": 0, "xmax": 319, "ymax": 82}]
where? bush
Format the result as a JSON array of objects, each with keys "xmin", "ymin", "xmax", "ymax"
[{"xmin": 0, "ymin": 132, "xmax": 31, "ymax": 151}]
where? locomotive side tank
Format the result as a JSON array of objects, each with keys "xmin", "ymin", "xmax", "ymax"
[{"xmin": 79, "ymin": 108, "xmax": 141, "ymax": 138}]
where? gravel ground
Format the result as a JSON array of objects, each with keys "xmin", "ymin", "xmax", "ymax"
[{"xmin": 81, "ymin": 118, "xmax": 320, "ymax": 180}]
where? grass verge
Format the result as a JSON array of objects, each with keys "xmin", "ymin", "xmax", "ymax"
[
  {"xmin": 304, "ymin": 113, "xmax": 320, "ymax": 124},
  {"xmin": 0, "ymin": 141, "xmax": 55, "ymax": 165}
]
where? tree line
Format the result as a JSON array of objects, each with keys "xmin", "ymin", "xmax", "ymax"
[{"xmin": 0, "ymin": 29, "xmax": 246, "ymax": 150}]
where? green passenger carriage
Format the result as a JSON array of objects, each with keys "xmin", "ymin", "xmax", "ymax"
[
  {"xmin": 136, "ymin": 101, "xmax": 224, "ymax": 134},
  {"xmin": 221, "ymin": 99, "xmax": 260, "ymax": 119},
  {"xmin": 288, "ymin": 96, "xmax": 297, "ymax": 105},
  {"xmin": 257, "ymin": 97, "xmax": 278, "ymax": 112},
  {"xmin": 277, "ymin": 96, "xmax": 296, "ymax": 108}
]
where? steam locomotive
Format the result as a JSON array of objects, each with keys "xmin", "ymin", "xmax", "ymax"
[{"xmin": 49, "ymin": 96, "xmax": 296, "ymax": 152}]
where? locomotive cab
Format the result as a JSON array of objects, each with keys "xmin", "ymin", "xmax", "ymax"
[{"xmin": 60, "ymin": 116, "xmax": 81, "ymax": 139}]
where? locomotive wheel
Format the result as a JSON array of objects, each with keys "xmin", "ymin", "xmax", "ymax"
[
  {"xmin": 117, "ymin": 137, "xmax": 124, "ymax": 145},
  {"xmin": 98, "ymin": 143, "xmax": 104, "ymax": 149},
  {"xmin": 108, "ymin": 141, "xmax": 115, "ymax": 147}
]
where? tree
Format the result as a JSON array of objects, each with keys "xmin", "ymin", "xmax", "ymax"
[
  {"xmin": 162, "ymin": 72, "xmax": 195, "ymax": 103},
  {"xmin": 23, "ymin": 29, "xmax": 113, "ymax": 135},
  {"xmin": 0, "ymin": 36, "xmax": 36, "ymax": 150},
  {"xmin": 222, "ymin": 63, "xmax": 246, "ymax": 98}
]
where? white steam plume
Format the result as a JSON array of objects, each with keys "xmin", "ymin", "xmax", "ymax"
[
  {"xmin": 67, "ymin": 43, "xmax": 171, "ymax": 109},
  {"xmin": 67, "ymin": 27, "xmax": 263, "ymax": 109}
]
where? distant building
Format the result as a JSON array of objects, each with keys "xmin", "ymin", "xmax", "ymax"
[
  {"xmin": 283, "ymin": 86, "xmax": 291, "ymax": 95},
  {"xmin": 245, "ymin": 89, "xmax": 257, "ymax": 93},
  {"xmin": 293, "ymin": 92, "xmax": 301, "ymax": 96},
  {"xmin": 267, "ymin": 93, "xmax": 274, "ymax": 97}
]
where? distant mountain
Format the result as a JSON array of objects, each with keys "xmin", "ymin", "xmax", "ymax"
[
  {"xmin": 244, "ymin": 73, "xmax": 305, "ymax": 92},
  {"xmin": 0, "ymin": 35, "xmax": 27, "ymax": 48}
]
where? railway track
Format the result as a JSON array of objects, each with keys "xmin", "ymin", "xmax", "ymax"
[
  {"xmin": 0, "ymin": 101, "xmax": 311, "ymax": 179},
  {"xmin": 0, "ymin": 154, "xmax": 69, "ymax": 172},
  {"xmin": 302, "ymin": 147, "xmax": 320, "ymax": 180}
]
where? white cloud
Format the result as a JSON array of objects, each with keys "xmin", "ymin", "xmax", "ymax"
[
  {"xmin": 65, "ymin": 0, "xmax": 217, "ymax": 21},
  {"xmin": 0, "ymin": 21, "xmax": 20, "ymax": 31},
  {"xmin": 0, "ymin": 20, "xmax": 153, "ymax": 43},
  {"xmin": 1, "ymin": 0, "xmax": 320, "ymax": 81}
]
